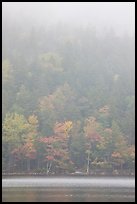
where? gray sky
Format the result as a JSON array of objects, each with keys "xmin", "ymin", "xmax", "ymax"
[{"xmin": 2, "ymin": 2, "xmax": 135, "ymax": 36}]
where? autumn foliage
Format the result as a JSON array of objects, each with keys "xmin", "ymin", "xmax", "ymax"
[{"xmin": 2, "ymin": 113, "xmax": 135, "ymax": 174}]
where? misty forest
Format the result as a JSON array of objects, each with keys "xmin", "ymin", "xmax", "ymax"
[{"xmin": 2, "ymin": 5, "xmax": 135, "ymax": 176}]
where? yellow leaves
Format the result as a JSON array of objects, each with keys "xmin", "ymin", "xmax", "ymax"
[
  {"xmin": 111, "ymin": 151, "xmax": 125, "ymax": 165},
  {"xmin": 99, "ymin": 105, "xmax": 109, "ymax": 114},
  {"xmin": 84, "ymin": 117, "xmax": 98, "ymax": 137},
  {"xmin": 64, "ymin": 121, "xmax": 73, "ymax": 134},
  {"xmin": 54, "ymin": 121, "xmax": 73, "ymax": 137},
  {"xmin": 96, "ymin": 139, "xmax": 105, "ymax": 150},
  {"xmin": 96, "ymin": 128, "xmax": 112, "ymax": 150},
  {"xmin": 39, "ymin": 52, "xmax": 63, "ymax": 72},
  {"xmin": 127, "ymin": 145, "xmax": 135, "ymax": 159},
  {"xmin": 2, "ymin": 59, "xmax": 13, "ymax": 83},
  {"xmin": 26, "ymin": 115, "xmax": 38, "ymax": 142},
  {"xmin": 115, "ymin": 135, "xmax": 127, "ymax": 152},
  {"xmin": 2, "ymin": 113, "xmax": 31, "ymax": 150},
  {"xmin": 92, "ymin": 159, "xmax": 111, "ymax": 169},
  {"xmin": 2, "ymin": 113, "xmax": 39, "ymax": 151},
  {"xmin": 28, "ymin": 115, "xmax": 38, "ymax": 126}
]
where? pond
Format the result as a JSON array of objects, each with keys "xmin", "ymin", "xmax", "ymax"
[{"xmin": 2, "ymin": 177, "xmax": 135, "ymax": 202}]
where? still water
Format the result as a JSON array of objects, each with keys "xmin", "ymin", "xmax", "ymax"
[{"xmin": 2, "ymin": 177, "xmax": 135, "ymax": 202}]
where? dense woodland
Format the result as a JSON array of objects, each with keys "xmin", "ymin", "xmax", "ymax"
[{"xmin": 2, "ymin": 18, "xmax": 135, "ymax": 175}]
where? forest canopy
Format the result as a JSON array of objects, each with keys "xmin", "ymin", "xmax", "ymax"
[{"xmin": 2, "ymin": 7, "xmax": 135, "ymax": 174}]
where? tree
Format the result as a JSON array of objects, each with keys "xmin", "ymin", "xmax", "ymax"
[
  {"xmin": 68, "ymin": 120, "xmax": 86, "ymax": 170},
  {"xmin": 38, "ymin": 121, "xmax": 73, "ymax": 174},
  {"xmin": 84, "ymin": 117, "xmax": 101, "ymax": 174},
  {"xmin": 2, "ymin": 113, "xmax": 39, "ymax": 172},
  {"xmin": 23, "ymin": 115, "xmax": 38, "ymax": 171},
  {"xmin": 2, "ymin": 21, "xmax": 135, "ymax": 175},
  {"xmin": 39, "ymin": 52, "xmax": 63, "ymax": 72},
  {"xmin": 2, "ymin": 113, "xmax": 29, "ymax": 172},
  {"xmin": 111, "ymin": 121, "xmax": 128, "ymax": 171}
]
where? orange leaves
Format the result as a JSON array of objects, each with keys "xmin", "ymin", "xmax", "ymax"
[
  {"xmin": 54, "ymin": 121, "xmax": 73, "ymax": 137},
  {"xmin": 111, "ymin": 151, "xmax": 125, "ymax": 166},
  {"xmin": 84, "ymin": 117, "xmax": 101, "ymax": 143},
  {"xmin": 39, "ymin": 134, "xmax": 66, "ymax": 146},
  {"xmin": 11, "ymin": 141, "xmax": 37, "ymax": 160},
  {"xmin": 54, "ymin": 122, "xmax": 65, "ymax": 135},
  {"xmin": 112, "ymin": 151, "xmax": 122, "ymax": 159},
  {"xmin": 84, "ymin": 117, "xmax": 98, "ymax": 136},
  {"xmin": 111, "ymin": 145, "xmax": 135, "ymax": 165},
  {"xmin": 22, "ymin": 140, "xmax": 37, "ymax": 159},
  {"xmin": 38, "ymin": 121, "xmax": 73, "ymax": 168}
]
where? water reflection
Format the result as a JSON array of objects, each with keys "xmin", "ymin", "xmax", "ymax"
[
  {"xmin": 2, "ymin": 177, "xmax": 135, "ymax": 202},
  {"xmin": 2, "ymin": 187, "xmax": 135, "ymax": 202}
]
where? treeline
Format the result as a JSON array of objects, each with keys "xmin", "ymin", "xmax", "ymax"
[{"xmin": 2, "ymin": 21, "xmax": 135, "ymax": 174}]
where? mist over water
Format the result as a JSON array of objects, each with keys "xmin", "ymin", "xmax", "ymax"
[
  {"xmin": 3, "ymin": 177, "xmax": 135, "ymax": 188},
  {"xmin": 2, "ymin": 177, "xmax": 135, "ymax": 202}
]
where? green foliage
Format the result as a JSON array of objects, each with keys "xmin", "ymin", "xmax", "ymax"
[
  {"xmin": 2, "ymin": 23, "xmax": 134, "ymax": 174},
  {"xmin": 39, "ymin": 52, "xmax": 63, "ymax": 72},
  {"xmin": 2, "ymin": 113, "xmax": 28, "ymax": 144},
  {"xmin": 2, "ymin": 59, "xmax": 13, "ymax": 83}
]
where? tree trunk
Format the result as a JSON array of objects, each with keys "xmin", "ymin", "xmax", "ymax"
[
  {"xmin": 37, "ymin": 159, "xmax": 40, "ymax": 169},
  {"xmin": 27, "ymin": 159, "xmax": 30, "ymax": 172},
  {"xmin": 8, "ymin": 154, "xmax": 14, "ymax": 173},
  {"xmin": 87, "ymin": 152, "xmax": 90, "ymax": 174},
  {"xmin": 47, "ymin": 162, "xmax": 52, "ymax": 175}
]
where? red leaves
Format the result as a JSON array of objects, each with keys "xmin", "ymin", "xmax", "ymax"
[
  {"xmin": 53, "ymin": 149, "xmax": 66, "ymax": 157},
  {"xmin": 38, "ymin": 122, "xmax": 72, "ymax": 167},
  {"xmin": 87, "ymin": 132, "xmax": 101, "ymax": 142},
  {"xmin": 38, "ymin": 134, "xmax": 66, "ymax": 146},
  {"xmin": 11, "ymin": 120, "xmax": 73, "ymax": 170},
  {"xmin": 12, "ymin": 139, "xmax": 37, "ymax": 160},
  {"xmin": 46, "ymin": 155, "xmax": 54, "ymax": 161},
  {"xmin": 39, "ymin": 136, "xmax": 55, "ymax": 144}
]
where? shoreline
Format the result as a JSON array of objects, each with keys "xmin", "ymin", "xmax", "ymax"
[{"xmin": 2, "ymin": 172, "xmax": 135, "ymax": 177}]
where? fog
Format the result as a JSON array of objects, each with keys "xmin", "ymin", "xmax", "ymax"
[
  {"xmin": 3, "ymin": 177, "xmax": 135, "ymax": 188},
  {"xmin": 2, "ymin": 2, "xmax": 135, "ymax": 36},
  {"xmin": 2, "ymin": 2, "xmax": 135, "ymax": 202}
]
